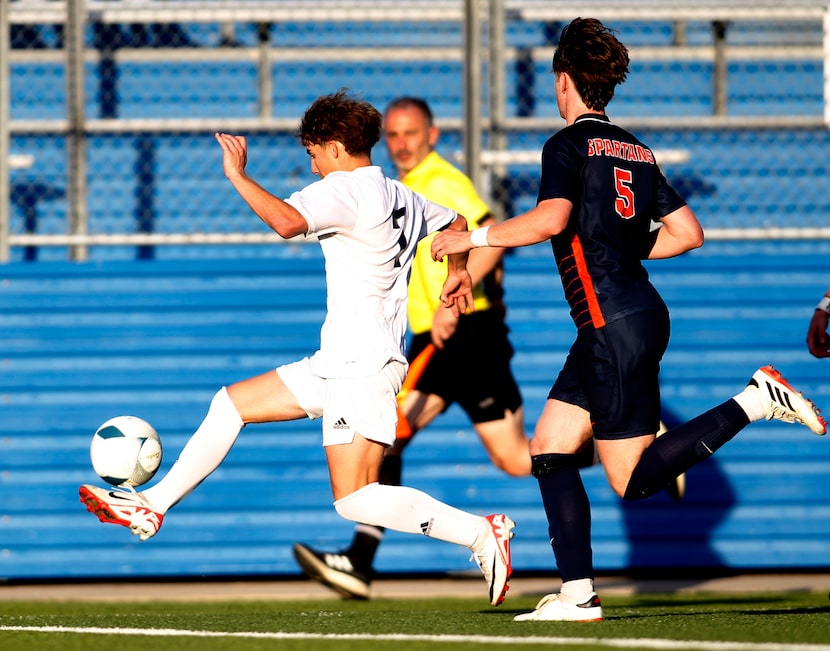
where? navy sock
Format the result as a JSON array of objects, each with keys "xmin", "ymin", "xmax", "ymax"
[
  {"xmin": 379, "ymin": 454, "xmax": 402, "ymax": 486},
  {"xmin": 624, "ymin": 398, "xmax": 750, "ymax": 500},
  {"xmin": 532, "ymin": 453, "xmax": 594, "ymax": 583}
]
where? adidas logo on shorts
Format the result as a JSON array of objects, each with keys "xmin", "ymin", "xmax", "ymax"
[{"xmin": 333, "ymin": 417, "xmax": 350, "ymax": 430}]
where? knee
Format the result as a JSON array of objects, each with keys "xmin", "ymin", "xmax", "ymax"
[
  {"xmin": 530, "ymin": 452, "xmax": 582, "ymax": 478},
  {"xmin": 606, "ymin": 462, "xmax": 638, "ymax": 499},
  {"xmin": 612, "ymin": 482, "xmax": 630, "ymax": 499},
  {"xmin": 485, "ymin": 435, "xmax": 532, "ymax": 477},
  {"xmin": 334, "ymin": 488, "xmax": 364, "ymax": 523},
  {"xmin": 209, "ymin": 386, "xmax": 244, "ymax": 427},
  {"xmin": 333, "ymin": 483, "xmax": 379, "ymax": 524},
  {"xmin": 492, "ymin": 454, "xmax": 531, "ymax": 477}
]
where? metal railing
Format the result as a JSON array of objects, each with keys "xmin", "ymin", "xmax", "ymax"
[{"xmin": 3, "ymin": 0, "xmax": 829, "ymax": 261}]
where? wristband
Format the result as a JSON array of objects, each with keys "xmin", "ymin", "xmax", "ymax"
[
  {"xmin": 817, "ymin": 295, "xmax": 830, "ymax": 315},
  {"xmin": 470, "ymin": 226, "xmax": 490, "ymax": 247}
]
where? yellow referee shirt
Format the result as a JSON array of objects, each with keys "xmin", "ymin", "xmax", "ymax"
[{"xmin": 403, "ymin": 150, "xmax": 493, "ymax": 334}]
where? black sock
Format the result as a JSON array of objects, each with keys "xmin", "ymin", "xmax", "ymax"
[
  {"xmin": 624, "ymin": 398, "xmax": 750, "ymax": 500},
  {"xmin": 532, "ymin": 453, "xmax": 594, "ymax": 583},
  {"xmin": 346, "ymin": 530, "xmax": 381, "ymax": 572},
  {"xmin": 379, "ymin": 454, "xmax": 402, "ymax": 486}
]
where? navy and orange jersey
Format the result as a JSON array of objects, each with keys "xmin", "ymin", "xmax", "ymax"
[{"xmin": 537, "ymin": 113, "xmax": 686, "ymax": 331}]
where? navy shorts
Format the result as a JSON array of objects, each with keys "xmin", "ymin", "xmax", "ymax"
[
  {"xmin": 549, "ymin": 308, "xmax": 670, "ymax": 440},
  {"xmin": 408, "ymin": 309, "xmax": 522, "ymax": 423}
]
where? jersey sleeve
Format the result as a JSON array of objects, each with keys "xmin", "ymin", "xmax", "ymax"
[
  {"xmin": 285, "ymin": 176, "xmax": 358, "ymax": 238},
  {"xmin": 417, "ymin": 193, "xmax": 457, "ymax": 236},
  {"xmin": 654, "ymin": 168, "xmax": 687, "ymax": 218},
  {"xmin": 536, "ymin": 136, "xmax": 580, "ymax": 204}
]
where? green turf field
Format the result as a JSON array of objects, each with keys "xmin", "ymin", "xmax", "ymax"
[{"xmin": 1, "ymin": 591, "xmax": 829, "ymax": 651}]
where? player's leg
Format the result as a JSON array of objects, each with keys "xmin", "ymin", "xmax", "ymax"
[
  {"xmin": 657, "ymin": 420, "xmax": 686, "ymax": 500},
  {"xmin": 514, "ymin": 396, "xmax": 601, "ymax": 622},
  {"xmin": 455, "ymin": 309, "xmax": 529, "ymax": 476},
  {"xmin": 141, "ymin": 368, "xmax": 307, "ymax": 512},
  {"xmin": 598, "ymin": 311, "xmax": 826, "ymax": 501},
  {"xmin": 517, "ymin": 312, "xmax": 667, "ymax": 623},
  {"xmin": 80, "ymin": 365, "xmax": 308, "ymax": 540},
  {"xmin": 326, "ymin": 437, "xmax": 515, "ymax": 606},
  {"xmin": 393, "ymin": 342, "xmax": 439, "ymax": 439},
  {"xmin": 622, "ymin": 365, "xmax": 826, "ymax": 500},
  {"xmin": 322, "ymin": 362, "xmax": 515, "ymax": 606},
  {"xmin": 294, "ymin": 339, "xmax": 448, "ymax": 598},
  {"xmin": 472, "ymin": 407, "xmax": 530, "ymax": 476}
]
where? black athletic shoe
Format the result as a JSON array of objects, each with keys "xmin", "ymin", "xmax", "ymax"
[{"xmin": 292, "ymin": 542, "xmax": 371, "ymax": 599}]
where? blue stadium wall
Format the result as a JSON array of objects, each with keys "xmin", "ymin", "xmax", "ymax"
[
  {"xmin": 4, "ymin": 16, "xmax": 830, "ymax": 581},
  {"xmin": 1, "ymin": 239, "xmax": 829, "ymax": 581}
]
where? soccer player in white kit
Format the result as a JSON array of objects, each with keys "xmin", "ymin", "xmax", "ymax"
[{"xmin": 79, "ymin": 89, "xmax": 515, "ymax": 607}]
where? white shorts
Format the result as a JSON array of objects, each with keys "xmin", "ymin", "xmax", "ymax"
[{"xmin": 277, "ymin": 357, "xmax": 405, "ymax": 447}]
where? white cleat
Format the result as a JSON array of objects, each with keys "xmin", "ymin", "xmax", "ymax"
[
  {"xmin": 749, "ymin": 365, "xmax": 826, "ymax": 435},
  {"xmin": 514, "ymin": 592, "xmax": 603, "ymax": 622},
  {"xmin": 471, "ymin": 514, "xmax": 515, "ymax": 606},
  {"xmin": 79, "ymin": 484, "xmax": 163, "ymax": 541}
]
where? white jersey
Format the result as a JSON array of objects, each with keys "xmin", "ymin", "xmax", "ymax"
[{"xmin": 286, "ymin": 165, "xmax": 456, "ymax": 378}]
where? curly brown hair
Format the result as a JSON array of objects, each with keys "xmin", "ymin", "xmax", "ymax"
[
  {"xmin": 298, "ymin": 89, "xmax": 382, "ymax": 156},
  {"xmin": 552, "ymin": 18, "xmax": 629, "ymax": 111}
]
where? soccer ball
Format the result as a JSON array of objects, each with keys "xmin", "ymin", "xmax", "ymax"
[{"xmin": 90, "ymin": 416, "xmax": 163, "ymax": 488}]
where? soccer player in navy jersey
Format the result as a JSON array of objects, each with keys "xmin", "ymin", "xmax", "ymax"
[{"xmin": 432, "ymin": 18, "xmax": 826, "ymax": 621}]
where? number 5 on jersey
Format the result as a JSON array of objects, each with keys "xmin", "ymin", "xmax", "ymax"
[{"xmin": 613, "ymin": 167, "xmax": 635, "ymax": 219}]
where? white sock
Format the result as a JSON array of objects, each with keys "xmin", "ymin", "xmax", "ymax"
[
  {"xmin": 142, "ymin": 387, "xmax": 244, "ymax": 513},
  {"xmin": 732, "ymin": 385, "xmax": 768, "ymax": 422},
  {"xmin": 334, "ymin": 483, "xmax": 488, "ymax": 549},
  {"xmin": 560, "ymin": 578, "xmax": 595, "ymax": 602}
]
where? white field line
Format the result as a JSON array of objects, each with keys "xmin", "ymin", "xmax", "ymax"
[{"xmin": 1, "ymin": 626, "xmax": 830, "ymax": 651}]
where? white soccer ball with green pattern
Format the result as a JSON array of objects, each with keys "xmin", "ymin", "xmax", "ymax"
[{"xmin": 90, "ymin": 416, "xmax": 163, "ymax": 488}]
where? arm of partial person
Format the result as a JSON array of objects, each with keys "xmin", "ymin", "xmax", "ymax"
[
  {"xmin": 465, "ymin": 215, "xmax": 505, "ymax": 285},
  {"xmin": 807, "ymin": 289, "xmax": 830, "ymax": 358},
  {"xmin": 215, "ymin": 133, "xmax": 308, "ymax": 239},
  {"xmin": 432, "ymin": 198, "xmax": 572, "ymax": 259},
  {"xmin": 647, "ymin": 205, "xmax": 704, "ymax": 259}
]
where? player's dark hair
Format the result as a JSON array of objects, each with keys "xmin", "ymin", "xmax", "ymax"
[
  {"xmin": 552, "ymin": 17, "xmax": 629, "ymax": 111},
  {"xmin": 299, "ymin": 88, "xmax": 382, "ymax": 156},
  {"xmin": 384, "ymin": 96, "xmax": 434, "ymax": 126}
]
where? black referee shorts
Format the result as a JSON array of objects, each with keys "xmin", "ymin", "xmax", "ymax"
[{"xmin": 407, "ymin": 309, "xmax": 522, "ymax": 424}]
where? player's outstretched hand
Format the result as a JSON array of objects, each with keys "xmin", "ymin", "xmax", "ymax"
[
  {"xmin": 432, "ymin": 228, "xmax": 473, "ymax": 261},
  {"xmin": 807, "ymin": 309, "xmax": 830, "ymax": 358},
  {"xmin": 215, "ymin": 133, "xmax": 248, "ymax": 181}
]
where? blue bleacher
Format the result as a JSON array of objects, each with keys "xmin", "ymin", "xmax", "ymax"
[
  {"xmin": 1, "ymin": 241, "xmax": 829, "ymax": 580},
  {"xmin": 4, "ymin": 14, "xmax": 830, "ymax": 580}
]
